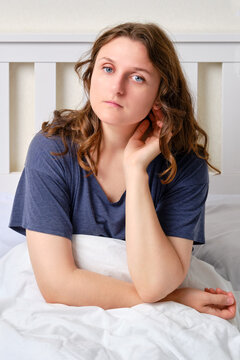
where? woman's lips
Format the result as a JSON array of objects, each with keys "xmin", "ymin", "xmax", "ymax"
[{"xmin": 104, "ymin": 101, "xmax": 123, "ymax": 108}]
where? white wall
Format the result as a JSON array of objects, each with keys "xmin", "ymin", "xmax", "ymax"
[
  {"xmin": 0, "ymin": 0, "xmax": 240, "ymax": 33},
  {"xmin": 1, "ymin": 0, "xmax": 240, "ymax": 171}
]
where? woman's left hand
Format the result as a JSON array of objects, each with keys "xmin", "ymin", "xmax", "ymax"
[
  {"xmin": 123, "ymin": 108, "xmax": 164, "ymax": 173},
  {"xmin": 172, "ymin": 287, "xmax": 236, "ymax": 320}
]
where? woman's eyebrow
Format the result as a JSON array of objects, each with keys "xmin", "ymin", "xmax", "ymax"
[{"xmin": 98, "ymin": 57, "xmax": 152, "ymax": 76}]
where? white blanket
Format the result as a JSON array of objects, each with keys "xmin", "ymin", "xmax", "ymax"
[{"xmin": 0, "ymin": 234, "xmax": 240, "ymax": 360}]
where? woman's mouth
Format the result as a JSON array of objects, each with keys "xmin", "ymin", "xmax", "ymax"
[{"xmin": 104, "ymin": 101, "xmax": 123, "ymax": 108}]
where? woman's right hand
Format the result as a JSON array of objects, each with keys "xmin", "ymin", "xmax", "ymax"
[{"xmin": 172, "ymin": 287, "xmax": 236, "ymax": 320}]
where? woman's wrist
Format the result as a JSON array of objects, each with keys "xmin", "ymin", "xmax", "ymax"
[
  {"xmin": 124, "ymin": 165, "xmax": 149, "ymax": 187},
  {"xmin": 158, "ymin": 288, "xmax": 184, "ymax": 304}
]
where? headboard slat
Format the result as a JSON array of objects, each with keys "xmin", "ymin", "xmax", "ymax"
[
  {"xmin": 222, "ymin": 62, "xmax": 240, "ymax": 174},
  {"xmin": 180, "ymin": 62, "xmax": 198, "ymax": 115},
  {"xmin": 0, "ymin": 63, "xmax": 10, "ymax": 173},
  {"xmin": 35, "ymin": 62, "xmax": 56, "ymax": 131}
]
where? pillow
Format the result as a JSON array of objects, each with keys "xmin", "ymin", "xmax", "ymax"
[
  {"xmin": 0, "ymin": 192, "xmax": 25, "ymax": 258},
  {"xmin": 71, "ymin": 234, "xmax": 235, "ymax": 294},
  {"xmin": 192, "ymin": 194, "xmax": 240, "ymax": 290},
  {"xmin": 71, "ymin": 233, "xmax": 239, "ymax": 328}
]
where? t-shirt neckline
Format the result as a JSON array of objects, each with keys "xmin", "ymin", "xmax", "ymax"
[{"xmin": 91, "ymin": 173, "xmax": 126, "ymax": 206}]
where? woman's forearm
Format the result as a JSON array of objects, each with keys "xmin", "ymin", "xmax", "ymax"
[
  {"xmin": 54, "ymin": 267, "xmax": 184, "ymax": 310},
  {"xmin": 125, "ymin": 168, "xmax": 185, "ymax": 302},
  {"xmin": 49, "ymin": 269, "xmax": 237, "ymax": 319},
  {"xmin": 52, "ymin": 268, "xmax": 143, "ymax": 310}
]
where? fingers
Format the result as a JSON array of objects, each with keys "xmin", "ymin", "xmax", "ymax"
[
  {"xmin": 132, "ymin": 107, "xmax": 164, "ymax": 142},
  {"xmin": 208, "ymin": 291, "xmax": 235, "ymax": 306},
  {"xmin": 152, "ymin": 107, "xmax": 163, "ymax": 118},
  {"xmin": 149, "ymin": 115, "xmax": 163, "ymax": 130},
  {"xmin": 151, "ymin": 108, "xmax": 163, "ymax": 129},
  {"xmin": 205, "ymin": 288, "xmax": 228, "ymax": 295},
  {"xmin": 151, "ymin": 108, "xmax": 173, "ymax": 143},
  {"xmin": 203, "ymin": 305, "xmax": 236, "ymax": 320},
  {"xmin": 203, "ymin": 288, "xmax": 237, "ymax": 319},
  {"xmin": 204, "ymin": 289, "xmax": 234, "ymax": 309},
  {"xmin": 176, "ymin": 288, "xmax": 237, "ymax": 320},
  {"xmin": 205, "ymin": 288, "xmax": 235, "ymax": 304},
  {"xmin": 131, "ymin": 120, "xmax": 150, "ymax": 141}
]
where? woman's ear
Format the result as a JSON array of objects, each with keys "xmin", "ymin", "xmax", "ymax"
[{"xmin": 152, "ymin": 101, "xmax": 161, "ymax": 110}]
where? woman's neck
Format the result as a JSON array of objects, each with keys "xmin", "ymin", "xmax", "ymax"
[{"xmin": 100, "ymin": 121, "xmax": 137, "ymax": 154}]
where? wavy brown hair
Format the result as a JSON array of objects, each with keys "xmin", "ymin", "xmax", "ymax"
[{"xmin": 42, "ymin": 22, "xmax": 219, "ymax": 183}]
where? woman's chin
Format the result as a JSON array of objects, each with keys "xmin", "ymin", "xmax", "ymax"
[
  {"xmin": 100, "ymin": 119, "xmax": 140, "ymax": 129},
  {"xmin": 97, "ymin": 114, "xmax": 142, "ymax": 127}
]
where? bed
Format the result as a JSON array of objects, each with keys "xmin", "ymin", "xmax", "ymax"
[{"xmin": 0, "ymin": 33, "xmax": 240, "ymax": 359}]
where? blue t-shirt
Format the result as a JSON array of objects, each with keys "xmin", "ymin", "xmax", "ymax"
[{"xmin": 9, "ymin": 132, "xmax": 209, "ymax": 245}]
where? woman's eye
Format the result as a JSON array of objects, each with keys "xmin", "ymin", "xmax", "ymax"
[
  {"xmin": 103, "ymin": 67, "xmax": 113, "ymax": 73},
  {"xmin": 132, "ymin": 75, "xmax": 144, "ymax": 83}
]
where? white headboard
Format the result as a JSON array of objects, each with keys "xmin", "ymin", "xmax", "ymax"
[{"xmin": 0, "ymin": 33, "xmax": 240, "ymax": 194}]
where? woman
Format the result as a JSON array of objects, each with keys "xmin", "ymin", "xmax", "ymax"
[{"xmin": 9, "ymin": 22, "xmax": 236, "ymax": 319}]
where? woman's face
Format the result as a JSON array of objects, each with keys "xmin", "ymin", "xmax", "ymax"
[{"xmin": 89, "ymin": 37, "xmax": 161, "ymax": 127}]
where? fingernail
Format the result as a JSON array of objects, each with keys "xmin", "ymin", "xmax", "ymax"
[{"xmin": 227, "ymin": 297, "xmax": 234, "ymax": 305}]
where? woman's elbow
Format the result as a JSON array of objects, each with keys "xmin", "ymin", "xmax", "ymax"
[
  {"xmin": 39, "ymin": 268, "xmax": 81, "ymax": 306},
  {"xmin": 136, "ymin": 280, "xmax": 165, "ymax": 303},
  {"xmin": 38, "ymin": 283, "xmax": 62, "ymax": 304},
  {"xmin": 138, "ymin": 273, "xmax": 186, "ymax": 303},
  {"xmin": 138, "ymin": 286, "xmax": 167, "ymax": 304},
  {"xmin": 36, "ymin": 275, "xmax": 71, "ymax": 305}
]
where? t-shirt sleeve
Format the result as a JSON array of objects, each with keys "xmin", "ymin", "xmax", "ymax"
[
  {"xmin": 9, "ymin": 133, "xmax": 73, "ymax": 239},
  {"xmin": 156, "ymin": 154, "xmax": 209, "ymax": 245}
]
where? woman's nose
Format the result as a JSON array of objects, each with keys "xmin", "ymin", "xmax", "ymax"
[{"xmin": 112, "ymin": 75, "xmax": 125, "ymax": 95}]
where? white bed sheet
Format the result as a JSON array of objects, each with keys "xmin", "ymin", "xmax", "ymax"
[{"xmin": 0, "ymin": 234, "xmax": 240, "ymax": 360}]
